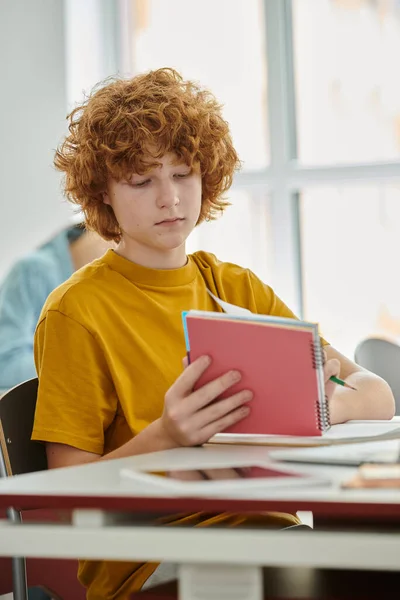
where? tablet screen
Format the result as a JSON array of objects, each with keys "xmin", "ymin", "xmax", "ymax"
[{"xmin": 147, "ymin": 466, "xmax": 302, "ymax": 482}]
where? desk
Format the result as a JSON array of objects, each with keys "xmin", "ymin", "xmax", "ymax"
[{"xmin": 0, "ymin": 444, "xmax": 400, "ymax": 599}]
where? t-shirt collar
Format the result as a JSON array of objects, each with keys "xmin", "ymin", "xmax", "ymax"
[{"xmin": 102, "ymin": 249, "xmax": 197, "ymax": 287}]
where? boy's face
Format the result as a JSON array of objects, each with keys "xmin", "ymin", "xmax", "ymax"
[{"xmin": 104, "ymin": 153, "xmax": 202, "ymax": 266}]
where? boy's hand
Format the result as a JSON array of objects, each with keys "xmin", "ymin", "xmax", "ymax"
[
  {"xmin": 160, "ymin": 355, "xmax": 252, "ymax": 447},
  {"xmin": 322, "ymin": 349, "xmax": 341, "ymax": 402}
]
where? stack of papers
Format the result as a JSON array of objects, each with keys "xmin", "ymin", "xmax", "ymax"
[
  {"xmin": 211, "ymin": 420, "xmax": 400, "ymax": 448},
  {"xmin": 269, "ymin": 439, "xmax": 400, "ymax": 466}
]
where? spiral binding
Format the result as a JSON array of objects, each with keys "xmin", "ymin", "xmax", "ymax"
[
  {"xmin": 315, "ymin": 399, "xmax": 330, "ymax": 431},
  {"xmin": 310, "ymin": 339, "xmax": 330, "ymax": 431}
]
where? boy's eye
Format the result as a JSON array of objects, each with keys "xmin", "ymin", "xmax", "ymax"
[
  {"xmin": 132, "ymin": 179, "xmax": 150, "ymax": 187},
  {"xmin": 174, "ymin": 171, "xmax": 191, "ymax": 179}
]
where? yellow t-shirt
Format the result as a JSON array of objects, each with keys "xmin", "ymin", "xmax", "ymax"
[{"xmin": 32, "ymin": 249, "xmax": 303, "ymax": 599}]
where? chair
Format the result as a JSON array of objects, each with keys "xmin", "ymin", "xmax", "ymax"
[
  {"xmin": 0, "ymin": 378, "xmax": 86, "ymax": 600},
  {"xmin": 354, "ymin": 337, "xmax": 400, "ymax": 415}
]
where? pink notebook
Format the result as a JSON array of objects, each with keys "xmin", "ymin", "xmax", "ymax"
[{"xmin": 182, "ymin": 311, "xmax": 329, "ymax": 437}]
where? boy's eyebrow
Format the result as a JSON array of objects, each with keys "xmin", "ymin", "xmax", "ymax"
[
  {"xmin": 125, "ymin": 162, "xmax": 160, "ymax": 178},
  {"xmin": 129, "ymin": 161, "xmax": 191, "ymax": 177}
]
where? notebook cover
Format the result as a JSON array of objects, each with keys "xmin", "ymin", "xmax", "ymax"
[{"xmin": 185, "ymin": 315, "xmax": 322, "ymax": 436}]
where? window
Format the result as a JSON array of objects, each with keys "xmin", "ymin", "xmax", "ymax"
[
  {"xmin": 300, "ymin": 184, "xmax": 400, "ymax": 355},
  {"xmin": 187, "ymin": 190, "xmax": 273, "ymax": 283},
  {"xmin": 291, "ymin": 0, "xmax": 400, "ymax": 354},
  {"xmin": 293, "ymin": 0, "xmax": 400, "ymax": 164}
]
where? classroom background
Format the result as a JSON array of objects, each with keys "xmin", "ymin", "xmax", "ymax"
[{"xmin": 1, "ymin": 0, "xmax": 400, "ymax": 359}]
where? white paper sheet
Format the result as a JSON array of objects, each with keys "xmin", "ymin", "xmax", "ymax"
[
  {"xmin": 269, "ymin": 438, "xmax": 400, "ymax": 465},
  {"xmin": 206, "ymin": 289, "xmax": 253, "ymax": 316},
  {"xmin": 211, "ymin": 421, "xmax": 400, "ymax": 447}
]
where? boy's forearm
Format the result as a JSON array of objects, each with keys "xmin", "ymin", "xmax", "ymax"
[
  {"xmin": 100, "ymin": 418, "xmax": 178, "ymax": 461},
  {"xmin": 329, "ymin": 371, "xmax": 395, "ymax": 424}
]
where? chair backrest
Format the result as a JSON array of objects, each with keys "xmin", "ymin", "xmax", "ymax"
[
  {"xmin": 0, "ymin": 378, "xmax": 47, "ymax": 477},
  {"xmin": 354, "ymin": 337, "xmax": 400, "ymax": 415},
  {"xmin": 0, "ymin": 379, "xmax": 86, "ymax": 599}
]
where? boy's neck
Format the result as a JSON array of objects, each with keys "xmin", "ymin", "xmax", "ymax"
[
  {"xmin": 115, "ymin": 241, "xmax": 188, "ymax": 270},
  {"xmin": 69, "ymin": 231, "xmax": 112, "ymax": 271}
]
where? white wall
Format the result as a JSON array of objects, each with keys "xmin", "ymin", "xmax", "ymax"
[
  {"xmin": 64, "ymin": 0, "xmax": 118, "ymax": 112},
  {"xmin": 0, "ymin": 0, "xmax": 70, "ymax": 278}
]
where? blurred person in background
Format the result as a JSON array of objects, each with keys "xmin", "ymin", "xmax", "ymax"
[{"xmin": 0, "ymin": 222, "xmax": 112, "ymax": 391}]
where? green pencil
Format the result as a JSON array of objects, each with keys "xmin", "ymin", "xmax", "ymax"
[{"xmin": 330, "ymin": 375, "xmax": 357, "ymax": 391}]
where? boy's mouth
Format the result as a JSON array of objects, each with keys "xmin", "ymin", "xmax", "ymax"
[{"xmin": 156, "ymin": 217, "xmax": 184, "ymax": 225}]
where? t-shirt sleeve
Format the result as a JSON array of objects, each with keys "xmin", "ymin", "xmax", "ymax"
[
  {"xmin": 247, "ymin": 270, "xmax": 329, "ymax": 345},
  {"xmin": 32, "ymin": 309, "xmax": 117, "ymax": 454}
]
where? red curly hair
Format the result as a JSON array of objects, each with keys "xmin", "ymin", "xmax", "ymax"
[{"xmin": 55, "ymin": 68, "xmax": 241, "ymax": 242}]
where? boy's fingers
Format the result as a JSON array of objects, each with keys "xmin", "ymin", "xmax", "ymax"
[
  {"xmin": 324, "ymin": 358, "xmax": 340, "ymax": 381},
  {"xmin": 168, "ymin": 355, "xmax": 211, "ymax": 399}
]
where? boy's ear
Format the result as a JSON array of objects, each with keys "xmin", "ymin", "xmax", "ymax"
[{"xmin": 102, "ymin": 192, "xmax": 110, "ymax": 206}]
